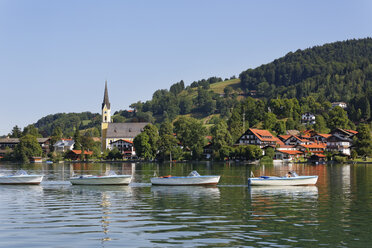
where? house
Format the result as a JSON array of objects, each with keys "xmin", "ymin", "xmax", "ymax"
[
  {"xmin": 296, "ymin": 143, "xmax": 327, "ymax": 155},
  {"xmin": 0, "ymin": 137, "xmax": 50, "ymax": 155},
  {"xmin": 65, "ymin": 150, "xmax": 93, "ymax": 160},
  {"xmin": 203, "ymin": 143, "xmax": 213, "ymax": 159},
  {"xmin": 38, "ymin": 138, "xmax": 51, "ymax": 154},
  {"xmin": 30, "ymin": 157, "xmax": 43, "ymax": 163},
  {"xmin": 329, "ymin": 128, "xmax": 357, "ymax": 139},
  {"xmin": 326, "ymin": 135, "xmax": 352, "ymax": 156},
  {"xmin": 274, "ymin": 150, "xmax": 303, "ymax": 161},
  {"xmin": 283, "ymin": 135, "xmax": 312, "ymax": 146},
  {"xmin": 301, "ymin": 112, "xmax": 316, "ymax": 125},
  {"xmin": 311, "ymin": 133, "xmax": 331, "ymax": 143},
  {"xmin": 53, "ymin": 139, "xmax": 75, "ymax": 153},
  {"xmin": 109, "ymin": 139, "xmax": 135, "ymax": 158},
  {"xmin": 236, "ymin": 128, "xmax": 283, "ymax": 148},
  {"xmin": 332, "ymin": 102, "xmax": 347, "ymax": 109}
]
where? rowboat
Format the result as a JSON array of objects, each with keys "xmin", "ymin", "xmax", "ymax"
[
  {"xmin": 151, "ymin": 171, "xmax": 220, "ymax": 186},
  {"xmin": 69, "ymin": 171, "xmax": 132, "ymax": 185},
  {"xmin": 248, "ymin": 171, "xmax": 318, "ymax": 186},
  {"xmin": 0, "ymin": 170, "xmax": 44, "ymax": 185}
]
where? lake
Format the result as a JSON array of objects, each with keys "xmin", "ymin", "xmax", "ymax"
[{"xmin": 0, "ymin": 162, "xmax": 371, "ymax": 247}]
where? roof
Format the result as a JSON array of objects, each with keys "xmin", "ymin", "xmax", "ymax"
[
  {"xmin": 0, "ymin": 138, "xmax": 19, "ymax": 143},
  {"xmin": 276, "ymin": 150, "xmax": 303, "ymax": 155},
  {"xmin": 346, "ymin": 129, "xmax": 358, "ymax": 135},
  {"xmin": 102, "ymin": 81, "xmax": 111, "ymax": 109},
  {"xmin": 312, "ymin": 154, "xmax": 326, "ymax": 158},
  {"xmin": 299, "ymin": 143, "xmax": 327, "ymax": 149},
  {"xmin": 70, "ymin": 150, "xmax": 93, "ymax": 155},
  {"xmin": 286, "ymin": 130, "xmax": 300, "ymax": 136},
  {"xmin": 278, "ymin": 135, "xmax": 291, "ymax": 141},
  {"xmin": 315, "ymin": 133, "xmax": 332, "ymax": 139},
  {"xmin": 331, "ymin": 128, "xmax": 357, "ymax": 136},
  {"xmin": 37, "ymin": 138, "xmax": 50, "ymax": 143},
  {"xmin": 53, "ymin": 139, "xmax": 75, "ymax": 147},
  {"xmin": 106, "ymin": 123, "xmax": 149, "ymax": 139},
  {"xmin": 110, "ymin": 139, "xmax": 133, "ymax": 144},
  {"xmin": 250, "ymin": 129, "xmax": 276, "ymax": 142},
  {"xmin": 285, "ymin": 135, "xmax": 310, "ymax": 143}
]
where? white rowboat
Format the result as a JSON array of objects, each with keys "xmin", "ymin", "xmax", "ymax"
[
  {"xmin": 249, "ymin": 172, "xmax": 318, "ymax": 186},
  {"xmin": 0, "ymin": 170, "xmax": 43, "ymax": 185},
  {"xmin": 70, "ymin": 171, "xmax": 132, "ymax": 185},
  {"xmin": 151, "ymin": 171, "xmax": 220, "ymax": 186}
]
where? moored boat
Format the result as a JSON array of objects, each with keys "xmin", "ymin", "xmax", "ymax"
[
  {"xmin": 151, "ymin": 171, "xmax": 220, "ymax": 186},
  {"xmin": 248, "ymin": 171, "xmax": 318, "ymax": 186},
  {"xmin": 70, "ymin": 171, "xmax": 132, "ymax": 185},
  {"xmin": 0, "ymin": 170, "xmax": 44, "ymax": 185}
]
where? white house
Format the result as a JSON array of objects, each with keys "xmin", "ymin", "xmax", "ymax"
[
  {"xmin": 301, "ymin": 112, "xmax": 316, "ymax": 125},
  {"xmin": 332, "ymin": 102, "xmax": 347, "ymax": 109},
  {"xmin": 53, "ymin": 139, "xmax": 75, "ymax": 153}
]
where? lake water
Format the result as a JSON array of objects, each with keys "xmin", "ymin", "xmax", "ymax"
[{"xmin": 0, "ymin": 162, "xmax": 371, "ymax": 247}]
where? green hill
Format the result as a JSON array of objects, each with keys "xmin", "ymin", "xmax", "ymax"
[{"xmin": 25, "ymin": 38, "xmax": 372, "ymax": 137}]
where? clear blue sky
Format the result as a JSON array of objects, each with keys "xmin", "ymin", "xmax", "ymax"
[{"xmin": 1, "ymin": 0, "xmax": 371, "ymax": 135}]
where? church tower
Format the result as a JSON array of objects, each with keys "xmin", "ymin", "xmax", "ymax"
[{"xmin": 101, "ymin": 81, "xmax": 111, "ymax": 151}]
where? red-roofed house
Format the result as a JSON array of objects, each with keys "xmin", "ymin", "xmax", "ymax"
[
  {"xmin": 296, "ymin": 143, "xmax": 327, "ymax": 155},
  {"xmin": 109, "ymin": 139, "xmax": 135, "ymax": 158},
  {"xmin": 236, "ymin": 128, "xmax": 282, "ymax": 148},
  {"xmin": 274, "ymin": 150, "xmax": 303, "ymax": 161},
  {"xmin": 284, "ymin": 135, "xmax": 312, "ymax": 146},
  {"xmin": 66, "ymin": 150, "xmax": 94, "ymax": 160}
]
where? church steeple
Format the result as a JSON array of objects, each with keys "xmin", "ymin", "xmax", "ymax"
[
  {"xmin": 102, "ymin": 80, "xmax": 111, "ymax": 110},
  {"xmin": 101, "ymin": 81, "xmax": 111, "ymax": 123}
]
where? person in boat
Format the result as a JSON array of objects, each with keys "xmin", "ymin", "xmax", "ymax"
[{"xmin": 286, "ymin": 171, "xmax": 292, "ymax": 178}]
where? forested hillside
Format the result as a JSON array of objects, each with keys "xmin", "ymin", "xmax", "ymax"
[
  {"xmin": 15, "ymin": 38, "xmax": 372, "ymax": 138},
  {"xmin": 118, "ymin": 38, "xmax": 371, "ymax": 125},
  {"xmin": 33, "ymin": 112, "xmax": 101, "ymax": 137}
]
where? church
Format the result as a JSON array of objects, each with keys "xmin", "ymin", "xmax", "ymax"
[{"xmin": 101, "ymin": 81, "xmax": 148, "ymax": 156}]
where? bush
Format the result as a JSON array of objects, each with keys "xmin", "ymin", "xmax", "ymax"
[{"xmin": 334, "ymin": 155, "xmax": 347, "ymax": 163}]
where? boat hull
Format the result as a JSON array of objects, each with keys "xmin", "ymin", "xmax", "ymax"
[
  {"xmin": 0, "ymin": 175, "xmax": 44, "ymax": 185},
  {"xmin": 70, "ymin": 175, "xmax": 132, "ymax": 185},
  {"xmin": 151, "ymin": 175, "xmax": 220, "ymax": 186},
  {"xmin": 248, "ymin": 176, "xmax": 318, "ymax": 186}
]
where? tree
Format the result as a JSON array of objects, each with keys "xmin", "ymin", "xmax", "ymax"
[
  {"xmin": 328, "ymin": 106, "xmax": 352, "ymax": 130},
  {"xmin": 133, "ymin": 124, "xmax": 159, "ymax": 160},
  {"xmin": 158, "ymin": 121, "xmax": 179, "ymax": 161},
  {"xmin": 73, "ymin": 127, "xmax": 81, "ymax": 150},
  {"xmin": 313, "ymin": 115, "xmax": 329, "ymax": 133},
  {"xmin": 9, "ymin": 125, "xmax": 22, "ymax": 138},
  {"xmin": 50, "ymin": 126, "xmax": 63, "ymax": 150},
  {"xmin": 273, "ymin": 121, "xmax": 286, "ymax": 135},
  {"xmin": 263, "ymin": 112, "xmax": 277, "ymax": 130},
  {"xmin": 13, "ymin": 134, "xmax": 43, "ymax": 162},
  {"xmin": 228, "ymin": 109, "xmax": 243, "ymax": 142},
  {"xmin": 265, "ymin": 147, "xmax": 275, "ymax": 159},
  {"xmin": 174, "ymin": 116, "xmax": 206, "ymax": 159},
  {"xmin": 133, "ymin": 132, "xmax": 152, "ymax": 160},
  {"xmin": 354, "ymin": 124, "xmax": 372, "ymax": 157},
  {"xmin": 286, "ymin": 117, "xmax": 296, "ymax": 130},
  {"xmin": 23, "ymin": 125, "xmax": 42, "ymax": 137},
  {"xmin": 211, "ymin": 120, "xmax": 233, "ymax": 160}
]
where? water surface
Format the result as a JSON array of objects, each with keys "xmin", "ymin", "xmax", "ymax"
[{"xmin": 0, "ymin": 162, "xmax": 371, "ymax": 247}]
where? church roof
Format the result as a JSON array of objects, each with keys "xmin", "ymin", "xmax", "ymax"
[
  {"xmin": 106, "ymin": 123, "xmax": 149, "ymax": 139},
  {"xmin": 102, "ymin": 81, "xmax": 111, "ymax": 110}
]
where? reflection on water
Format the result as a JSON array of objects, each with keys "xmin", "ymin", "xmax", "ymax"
[
  {"xmin": 0, "ymin": 162, "xmax": 371, "ymax": 247},
  {"xmin": 249, "ymin": 185, "xmax": 318, "ymax": 198},
  {"xmin": 151, "ymin": 186, "xmax": 220, "ymax": 199}
]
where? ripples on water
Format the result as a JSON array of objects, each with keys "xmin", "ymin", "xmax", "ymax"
[{"xmin": 0, "ymin": 163, "xmax": 371, "ymax": 247}]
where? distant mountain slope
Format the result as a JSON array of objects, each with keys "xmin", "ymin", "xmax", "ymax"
[
  {"xmin": 239, "ymin": 38, "xmax": 372, "ymax": 101},
  {"xmin": 34, "ymin": 112, "xmax": 101, "ymax": 137}
]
